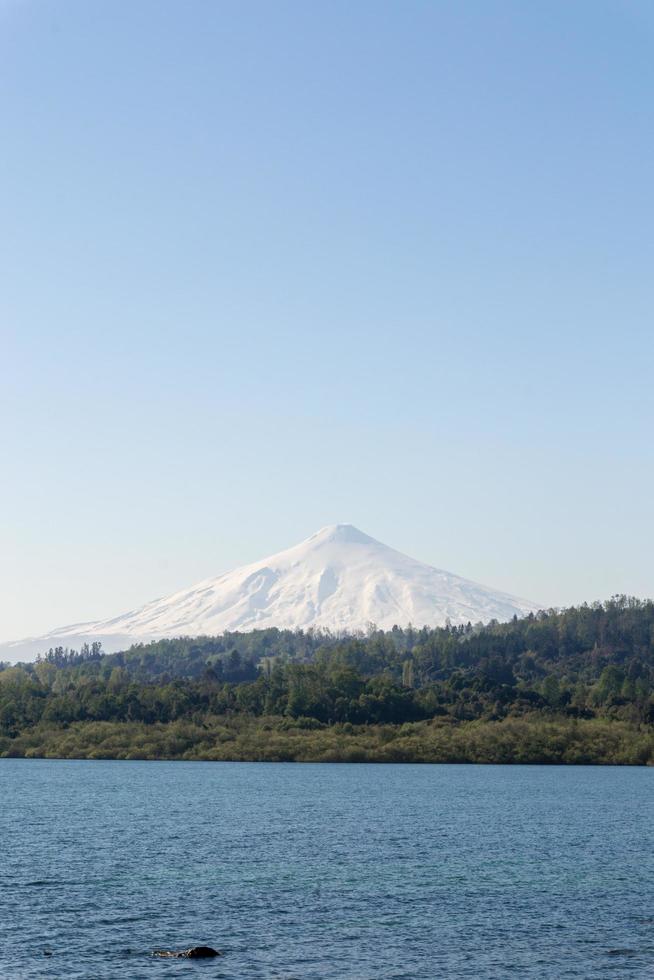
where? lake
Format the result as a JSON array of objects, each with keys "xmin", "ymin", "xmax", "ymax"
[{"xmin": 1, "ymin": 761, "xmax": 653, "ymax": 978}]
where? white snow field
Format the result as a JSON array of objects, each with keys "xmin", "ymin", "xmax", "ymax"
[{"xmin": 1, "ymin": 524, "xmax": 541, "ymax": 661}]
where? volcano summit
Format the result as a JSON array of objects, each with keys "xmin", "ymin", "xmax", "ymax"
[{"xmin": 2, "ymin": 525, "xmax": 540, "ymax": 661}]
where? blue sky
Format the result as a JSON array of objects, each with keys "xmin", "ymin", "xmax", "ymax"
[{"xmin": 2, "ymin": 0, "xmax": 653, "ymax": 639}]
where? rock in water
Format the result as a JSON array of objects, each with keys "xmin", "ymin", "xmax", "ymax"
[{"xmin": 153, "ymin": 946, "xmax": 221, "ymax": 958}]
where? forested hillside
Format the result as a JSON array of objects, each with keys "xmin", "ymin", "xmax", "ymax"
[{"xmin": 1, "ymin": 596, "xmax": 653, "ymax": 764}]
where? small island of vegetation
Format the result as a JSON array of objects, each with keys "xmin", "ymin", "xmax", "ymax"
[{"xmin": 1, "ymin": 596, "xmax": 653, "ymax": 764}]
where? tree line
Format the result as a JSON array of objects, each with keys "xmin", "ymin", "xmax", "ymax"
[{"xmin": 1, "ymin": 596, "xmax": 653, "ymax": 762}]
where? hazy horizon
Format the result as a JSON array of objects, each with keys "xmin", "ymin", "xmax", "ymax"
[{"xmin": 2, "ymin": 1, "xmax": 653, "ymax": 641}]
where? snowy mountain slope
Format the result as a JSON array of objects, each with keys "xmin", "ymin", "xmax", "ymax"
[{"xmin": 1, "ymin": 525, "xmax": 541, "ymax": 661}]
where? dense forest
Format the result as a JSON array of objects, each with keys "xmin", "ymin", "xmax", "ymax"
[{"xmin": 1, "ymin": 596, "xmax": 654, "ymax": 764}]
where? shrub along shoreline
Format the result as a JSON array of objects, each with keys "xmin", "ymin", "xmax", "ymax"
[{"xmin": 2, "ymin": 714, "xmax": 653, "ymax": 765}]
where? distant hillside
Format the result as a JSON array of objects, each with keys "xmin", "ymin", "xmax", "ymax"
[{"xmin": 1, "ymin": 596, "xmax": 653, "ymax": 764}]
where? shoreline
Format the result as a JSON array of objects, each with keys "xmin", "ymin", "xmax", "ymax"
[{"xmin": 3, "ymin": 714, "xmax": 653, "ymax": 766}]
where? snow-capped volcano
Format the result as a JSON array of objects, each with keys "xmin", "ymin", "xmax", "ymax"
[{"xmin": 1, "ymin": 525, "xmax": 541, "ymax": 661}]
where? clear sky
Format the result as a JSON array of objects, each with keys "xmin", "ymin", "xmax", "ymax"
[{"xmin": 2, "ymin": 0, "xmax": 653, "ymax": 641}]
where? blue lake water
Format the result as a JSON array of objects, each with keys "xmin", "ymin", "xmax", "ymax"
[{"xmin": 1, "ymin": 760, "xmax": 653, "ymax": 979}]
